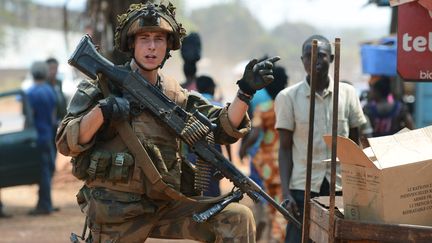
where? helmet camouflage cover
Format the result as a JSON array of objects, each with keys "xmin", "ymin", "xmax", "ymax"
[{"xmin": 115, "ymin": 0, "xmax": 186, "ymax": 53}]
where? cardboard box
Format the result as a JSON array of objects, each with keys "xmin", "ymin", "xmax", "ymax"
[{"xmin": 324, "ymin": 126, "xmax": 432, "ymax": 226}]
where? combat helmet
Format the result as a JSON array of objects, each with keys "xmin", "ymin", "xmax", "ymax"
[{"xmin": 115, "ymin": 0, "xmax": 186, "ymax": 53}]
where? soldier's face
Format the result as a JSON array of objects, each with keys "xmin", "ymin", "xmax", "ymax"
[{"xmin": 133, "ymin": 31, "xmax": 168, "ymax": 70}]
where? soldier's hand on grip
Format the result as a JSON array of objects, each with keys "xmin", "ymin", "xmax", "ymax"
[
  {"xmin": 98, "ymin": 96, "xmax": 130, "ymax": 123},
  {"xmin": 236, "ymin": 56, "xmax": 280, "ymax": 96}
]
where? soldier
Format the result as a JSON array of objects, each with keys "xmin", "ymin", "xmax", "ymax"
[{"xmin": 56, "ymin": 1, "xmax": 279, "ymax": 242}]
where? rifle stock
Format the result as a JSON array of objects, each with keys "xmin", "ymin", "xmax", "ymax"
[{"xmin": 68, "ymin": 34, "xmax": 302, "ymax": 228}]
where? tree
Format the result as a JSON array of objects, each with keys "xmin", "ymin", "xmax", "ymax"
[
  {"xmin": 83, "ymin": 0, "xmax": 141, "ymax": 63},
  {"xmin": 0, "ymin": 0, "xmax": 31, "ymax": 53}
]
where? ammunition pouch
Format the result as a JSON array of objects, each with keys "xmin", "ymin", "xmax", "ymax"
[
  {"xmin": 71, "ymin": 150, "xmax": 93, "ymax": 180},
  {"xmin": 71, "ymin": 150, "xmax": 134, "ymax": 183}
]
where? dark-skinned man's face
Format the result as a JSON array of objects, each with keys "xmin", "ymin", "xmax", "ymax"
[{"xmin": 301, "ymin": 41, "xmax": 334, "ymax": 81}]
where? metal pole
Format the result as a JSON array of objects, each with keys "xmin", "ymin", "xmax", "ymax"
[
  {"xmin": 301, "ymin": 39, "xmax": 318, "ymax": 243},
  {"xmin": 329, "ymin": 37, "xmax": 341, "ymax": 243}
]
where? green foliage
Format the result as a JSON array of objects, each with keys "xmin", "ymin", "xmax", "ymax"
[
  {"xmin": 0, "ymin": 0, "xmax": 31, "ymax": 26},
  {"xmin": 0, "ymin": 0, "xmax": 42, "ymax": 53},
  {"xmin": 188, "ymin": 2, "xmax": 323, "ymax": 70},
  {"xmin": 185, "ymin": 1, "xmax": 380, "ymax": 84}
]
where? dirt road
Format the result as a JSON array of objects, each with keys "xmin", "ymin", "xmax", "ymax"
[
  {"xmin": 0, "ymin": 155, "xmax": 202, "ymax": 243},
  {"xmin": 0, "ymin": 154, "xmax": 257, "ymax": 243}
]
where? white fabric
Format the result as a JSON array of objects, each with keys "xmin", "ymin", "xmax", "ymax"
[{"xmin": 275, "ymin": 78, "xmax": 366, "ymax": 192}]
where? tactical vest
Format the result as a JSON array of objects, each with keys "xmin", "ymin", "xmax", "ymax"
[{"xmin": 86, "ymin": 74, "xmax": 188, "ymax": 197}]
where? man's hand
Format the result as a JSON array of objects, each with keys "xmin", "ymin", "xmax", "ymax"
[
  {"xmin": 237, "ymin": 56, "xmax": 280, "ymax": 96},
  {"xmin": 281, "ymin": 194, "xmax": 301, "ymax": 220},
  {"xmin": 98, "ymin": 96, "xmax": 130, "ymax": 123}
]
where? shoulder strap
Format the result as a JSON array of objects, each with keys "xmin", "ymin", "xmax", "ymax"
[{"xmin": 97, "ymin": 74, "xmax": 195, "ymax": 202}]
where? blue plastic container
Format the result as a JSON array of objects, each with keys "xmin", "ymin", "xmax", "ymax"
[{"xmin": 360, "ymin": 37, "xmax": 397, "ymax": 76}]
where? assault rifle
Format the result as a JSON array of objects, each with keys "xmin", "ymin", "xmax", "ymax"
[{"xmin": 68, "ymin": 34, "xmax": 301, "ymax": 228}]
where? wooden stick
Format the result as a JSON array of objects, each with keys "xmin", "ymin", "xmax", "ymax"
[
  {"xmin": 329, "ymin": 37, "xmax": 341, "ymax": 243},
  {"xmin": 302, "ymin": 39, "xmax": 318, "ymax": 243}
]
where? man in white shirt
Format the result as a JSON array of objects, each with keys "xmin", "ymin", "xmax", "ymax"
[{"xmin": 275, "ymin": 35, "xmax": 366, "ymax": 243}]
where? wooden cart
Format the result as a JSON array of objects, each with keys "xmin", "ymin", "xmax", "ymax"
[{"xmin": 309, "ymin": 196, "xmax": 432, "ymax": 243}]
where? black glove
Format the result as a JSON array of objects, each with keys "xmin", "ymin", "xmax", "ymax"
[
  {"xmin": 98, "ymin": 96, "xmax": 130, "ymax": 123},
  {"xmin": 237, "ymin": 56, "xmax": 280, "ymax": 96}
]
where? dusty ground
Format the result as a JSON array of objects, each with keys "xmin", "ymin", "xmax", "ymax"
[{"xmin": 0, "ymin": 152, "xmax": 259, "ymax": 243}]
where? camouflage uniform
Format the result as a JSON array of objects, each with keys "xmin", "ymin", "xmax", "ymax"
[
  {"xmin": 56, "ymin": 3, "xmax": 255, "ymax": 242},
  {"xmin": 82, "ymin": 187, "xmax": 254, "ymax": 242}
]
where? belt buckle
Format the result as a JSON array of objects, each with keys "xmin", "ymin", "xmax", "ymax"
[{"xmin": 114, "ymin": 153, "xmax": 125, "ymax": 167}]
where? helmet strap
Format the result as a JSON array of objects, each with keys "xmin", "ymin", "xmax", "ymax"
[{"xmin": 159, "ymin": 48, "xmax": 171, "ymax": 69}]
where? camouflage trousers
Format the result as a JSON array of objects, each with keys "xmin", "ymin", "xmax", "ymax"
[{"xmin": 80, "ymin": 187, "xmax": 256, "ymax": 243}]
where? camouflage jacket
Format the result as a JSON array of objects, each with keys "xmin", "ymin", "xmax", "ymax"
[{"xmin": 56, "ymin": 67, "xmax": 250, "ymax": 197}]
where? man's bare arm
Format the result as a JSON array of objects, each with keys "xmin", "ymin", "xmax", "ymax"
[
  {"xmin": 278, "ymin": 129, "xmax": 294, "ymax": 199},
  {"xmin": 349, "ymin": 127, "xmax": 360, "ymax": 145},
  {"xmin": 78, "ymin": 105, "xmax": 104, "ymax": 145}
]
